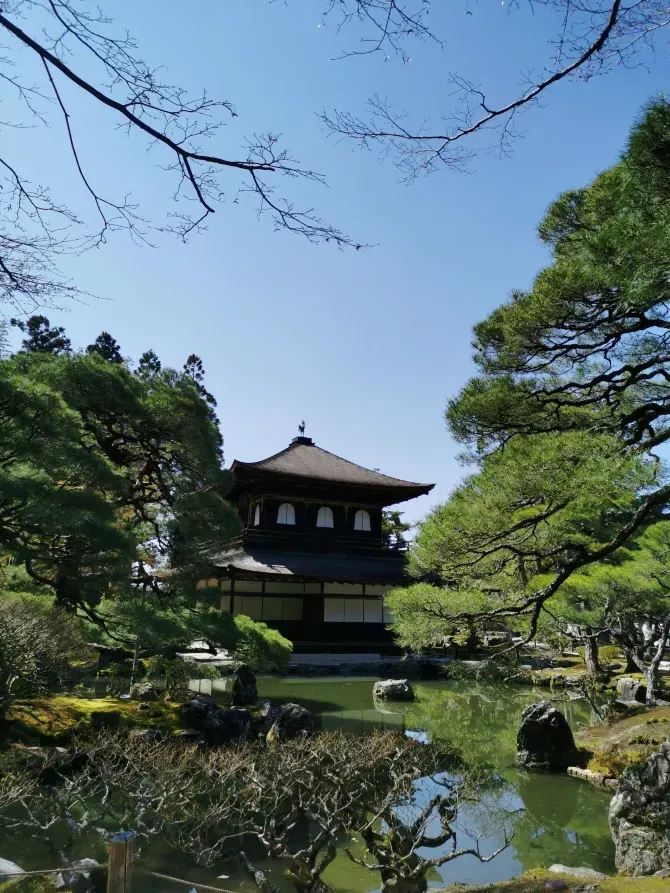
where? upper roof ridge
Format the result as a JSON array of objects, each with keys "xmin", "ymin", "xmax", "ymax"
[{"xmin": 231, "ymin": 438, "xmax": 433, "ymax": 492}]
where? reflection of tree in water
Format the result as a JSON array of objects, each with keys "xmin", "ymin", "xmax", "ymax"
[
  {"xmin": 406, "ymin": 682, "xmax": 541, "ymax": 771},
  {"xmin": 405, "ymin": 682, "xmax": 615, "ymax": 875},
  {"xmin": 513, "ymin": 774, "xmax": 614, "ymax": 872}
]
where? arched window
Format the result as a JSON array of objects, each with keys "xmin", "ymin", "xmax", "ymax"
[
  {"xmin": 354, "ymin": 510, "xmax": 371, "ymax": 532},
  {"xmin": 253, "ymin": 504, "xmax": 261, "ymax": 526},
  {"xmin": 277, "ymin": 503, "xmax": 296, "ymax": 525},
  {"xmin": 316, "ymin": 506, "xmax": 334, "ymax": 528}
]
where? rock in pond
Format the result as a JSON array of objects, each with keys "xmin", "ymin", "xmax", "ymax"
[
  {"xmin": 609, "ymin": 738, "xmax": 670, "ymax": 876},
  {"xmin": 0, "ymin": 858, "xmax": 24, "ymax": 881},
  {"xmin": 616, "ymin": 677, "xmax": 647, "ymax": 704},
  {"xmin": 180, "ymin": 693, "xmax": 252, "ymax": 746},
  {"xmin": 372, "ymin": 679, "xmax": 415, "ymax": 701},
  {"xmin": 129, "ymin": 681, "xmax": 158, "ymax": 702},
  {"xmin": 517, "ymin": 702, "xmax": 579, "ymax": 772},
  {"xmin": 250, "ymin": 699, "xmax": 276, "ymax": 738},
  {"xmin": 181, "ymin": 692, "xmax": 218, "ymax": 728},
  {"xmin": 266, "ymin": 703, "xmax": 314, "ymax": 745},
  {"xmin": 231, "ymin": 664, "xmax": 258, "ymax": 706},
  {"xmin": 201, "ymin": 706, "xmax": 251, "ymax": 746}
]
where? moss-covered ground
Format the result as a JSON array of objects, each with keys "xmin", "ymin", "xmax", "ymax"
[
  {"xmin": 0, "ymin": 877, "xmax": 60, "ymax": 893},
  {"xmin": 2, "ymin": 868, "xmax": 668, "ymax": 893},
  {"xmin": 7, "ymin": 695, "xmax": 182, "ymax": 741},
  {"xmin": 440, "ymin": 868, "xmax": 670, "ymax": 892},
  {"xmin": 575, "ymin": 703, "xmax": 670, "ymax": 778}
]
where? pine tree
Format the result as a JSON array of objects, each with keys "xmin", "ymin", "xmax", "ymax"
[
  {"xmin": 136, "ymin": 349, "xmax": 162, "ymax": 377},
  {"xmin": 86, "ymin": 331, "xmax": 123, "ymax": 363},
  {"xmin": 10, "ymin": 316, "xmax": 71, "ymax": 355},
  {"xmin": 183, "ymin": 353, "xmax": 217, "ymax": 406},
  {"xmin": 389, "ymin": 101, "xmax": 670, "ymax": 649}
]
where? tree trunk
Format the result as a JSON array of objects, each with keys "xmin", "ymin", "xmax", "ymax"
[
  {"xmin": 129, "ymin": 640, "xmax": 139, "ymax": 688},
  {"xmin": 379, "ymin": 871, "xmax": 427, "ymax": 893},
  {"xmin": 625, "ymin": 654, "xmax": 639, "ymax": 673},
  {"xmin": 239, "ymin": 853, "xmax": 281, "ymax": 893},
  {"xmin": 584, "ymin": 636, "xmax": 601, "ymax": 676},
  {"xmin": 643, "ymin": 612, "xmax": 670, "ymax": 706}
]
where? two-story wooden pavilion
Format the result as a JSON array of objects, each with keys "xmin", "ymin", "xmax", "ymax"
[{"xmin": 203, "ymin": 435, "xmax": 434, "ymax": 652}]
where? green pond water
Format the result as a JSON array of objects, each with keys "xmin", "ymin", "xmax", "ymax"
[{"xmin": 0, "ymin": 677, "xmax": 615, "ymax": 892}]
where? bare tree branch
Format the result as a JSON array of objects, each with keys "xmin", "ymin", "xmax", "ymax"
[
  {"xmin": 321, "ymin": 0, "xmax": 670, "ymax": 178},
  {"xmin": 0, "ymin": 1, "xmax": 361, "ymax": 312}
]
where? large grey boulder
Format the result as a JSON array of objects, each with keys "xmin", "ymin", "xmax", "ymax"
[
  {"xmin": 609, "ymin": 738, "xmax": 670, "ymax": 876},
  {"xmin": 0, "ymin": 858, "xmax": 24, "ymax": 881},
  {"xmin": 266, "ymin": 703, "xmax": 314, "ymax": 744},
  {"xmin": 516, "ymin": 702, "xmax": 579, "ymax": 772},
  {"xmin": 55, "ymin": 859, "xmax": 105, "ymax": 893},
  {"xmin": 129, "ymin": 681, "xmax": 158, "ymax": 702},
  {"xmin": 616, "ymin": 677, "xmax": 647, "ymax": 704},
  {"xmin": 231, "ymin": 664, "xmax": 258, "ymax": 706},
  {"xmin": 373, "ymin": 679, "xmax": 415, "ymax": 701}
]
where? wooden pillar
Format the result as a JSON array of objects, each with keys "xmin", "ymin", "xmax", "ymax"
[{"xmin": 107, "ymin": 831, "xmax": 136, "ymax": 893}]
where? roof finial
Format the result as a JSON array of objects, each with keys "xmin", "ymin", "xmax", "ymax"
[{"xmin": 298, "ymin": 420, "xmax": 306, "ymax": 437}]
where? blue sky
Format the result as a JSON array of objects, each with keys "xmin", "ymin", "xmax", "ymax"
[{"xmin": 3, "ymin": 1, "xmax": 669, "ymax": 522}]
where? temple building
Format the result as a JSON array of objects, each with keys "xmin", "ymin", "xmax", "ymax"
[{"xmin": 204, "ymin": 435, "xmax": 434, "ymax": 652}]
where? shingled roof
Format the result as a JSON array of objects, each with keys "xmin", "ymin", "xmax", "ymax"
[
  {"xmin": 231, "ymin": 437, "xmax": 434, "ymax": 493},
  {"xmin": 210, "ymin": 546, "xmax": 408, "ymax": 584}
]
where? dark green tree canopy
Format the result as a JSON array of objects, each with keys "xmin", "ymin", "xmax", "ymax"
[
  {"xmin": 86, "ymin": 331, "xmax": 122, "ymax": 363},
  {"xmin": 448, "ymin": 101, "xmax": 670, "ymax": 459},
  {"xmin": 136, "ymin": 349, "xmax": 162, "ymax": 377},
  {"xmin": 391, "ymin": 102, "xmax": 670, "ymax": 649},
  {"xmin": 10, "ymin": 315, "xmax": 72, "ymax": 355},
  {"xmin": 0, "ymin": 328, "xmax": 290, "ymax": 665},
  {"xmin": 183, "ymin": 353, "xmax": 217, "ymax": 407}
]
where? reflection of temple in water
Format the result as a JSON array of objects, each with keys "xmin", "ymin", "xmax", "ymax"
[
  {"xmin": 319, "ymin": 709, "xmax": 405, "ymax": 734},
  {"xmin": 185, "ymin": 676, "xmax": 407, "ymax": 734}
]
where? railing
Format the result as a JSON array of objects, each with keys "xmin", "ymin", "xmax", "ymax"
[
  {"xmin": 15, "ymin": 834, "xmax": 240, "ymax": 893},
  {"xmin": 239, "ymin": 528, "xmax": 409, "ymax": 553}
]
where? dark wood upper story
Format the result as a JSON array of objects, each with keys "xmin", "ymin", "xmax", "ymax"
[{"xmin": 228, "ymin": 436, "xmax": 434, "ymax": 555}]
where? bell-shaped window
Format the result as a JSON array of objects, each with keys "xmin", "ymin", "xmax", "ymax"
[
  {"xmin": 253, "ymin": 504, "xmax": 261, "ymax": 526},
  {"xmin": 316, "ymin": 506, "xmax": 334, "ymax": 528},
  {"xmin": 354, "ymin": 509, "xmax": 371, "ymax": 532},
  {"xmin": 277, "ymin": 503, "xmax": 296, "ymax": 525}
]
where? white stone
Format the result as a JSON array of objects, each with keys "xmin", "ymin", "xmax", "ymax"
[
  {"xmin": 548, "ymin": 864, "xmax": 606, "ymax": 879},
  {"xmin": 0, "ymin": 858, "xmax": 24, "ymax": 880},
  {"xmin": 373, "ymin": 679, "xmax": 414, "ymax": 701}
]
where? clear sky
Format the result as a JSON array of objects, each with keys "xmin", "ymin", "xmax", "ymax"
[{"xmin": 4, "ymin": 2, "xmax": 669, "ymax": 523}]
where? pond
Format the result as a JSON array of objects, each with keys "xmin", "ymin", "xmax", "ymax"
[{"xmin": 0, "ymin": 677, "xmax": 614, "ymax": 892}]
